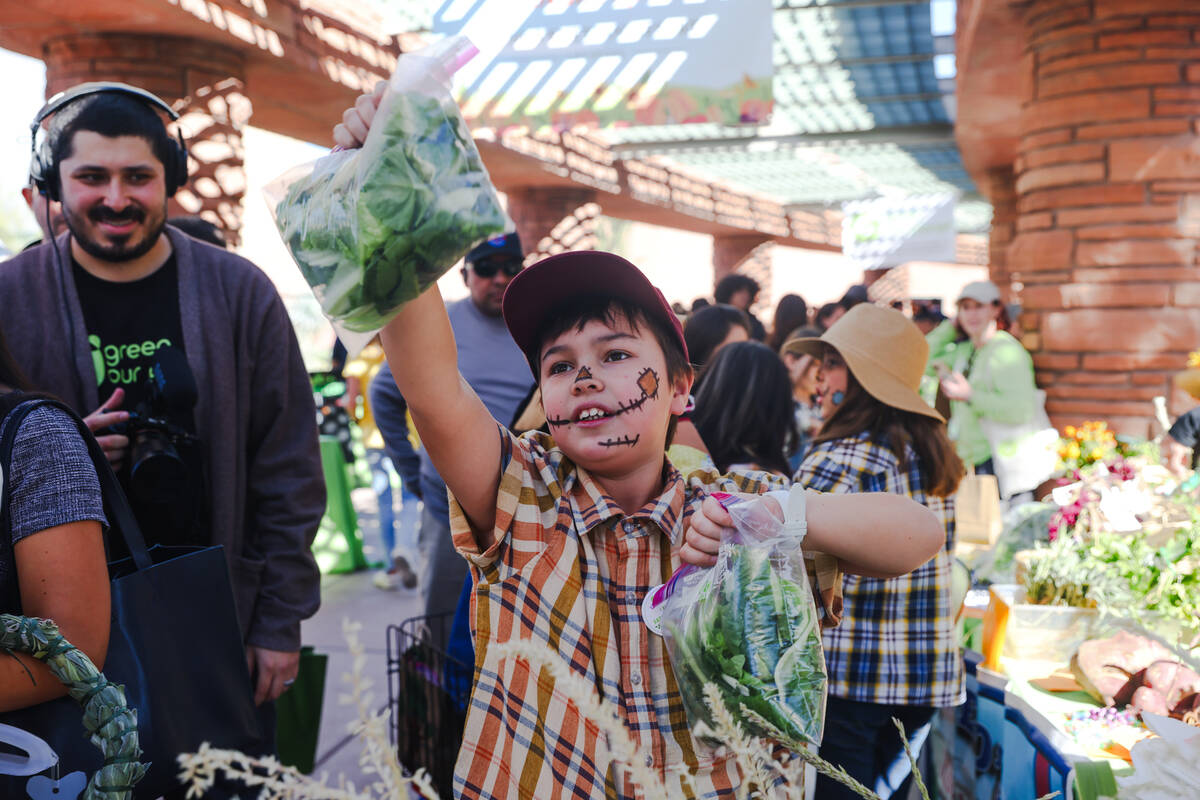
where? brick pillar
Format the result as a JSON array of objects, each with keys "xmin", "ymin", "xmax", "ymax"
[
  {"xmin": 43, "ymin": 33, "xmax": 249, "ymax": 244},
  {"xmin": 1008, "ymin": 0, "xmax": 1200, "ymax": 436},
  {"xmin": 987, "ymin": 166, "xmax": 1018, "ymax": 296},
  {"xmin": 506, "ymin": 187, "xmax": 600, "ymax": 263}
]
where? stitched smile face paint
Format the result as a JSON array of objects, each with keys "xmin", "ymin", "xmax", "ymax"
[{"xmin": 540, "ymin": 316, "xmax": 685, "ymax": 471}]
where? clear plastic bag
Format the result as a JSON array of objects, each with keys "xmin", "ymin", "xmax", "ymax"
[
  {"xmin": 660, "ymin": 494, "xmax": 827, "ymax": 750},
  {"xmin": 266, "ymin": 35, "xmax": 510, "ymax": 349}
]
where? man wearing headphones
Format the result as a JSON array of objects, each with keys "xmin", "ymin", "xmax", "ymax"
[
  {"xmin": 0, "ymin": 84, "xmax": 324, "ymax": 726},
  {"xmin": 19, "ymin": 178, "xmax": 67, "ymax": 247},
  {"xmin": 371, "ymin": 233, "xmax": 533, "ymax": 625}
]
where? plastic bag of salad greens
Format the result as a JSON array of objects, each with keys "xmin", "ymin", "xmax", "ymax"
[
  {"xmin": 266, "ymin": 35, "xmax": 510, "ymax": 348},
  {"xmin": 656, "ymin": 493, "xmax": 827, "ymax": 750}
]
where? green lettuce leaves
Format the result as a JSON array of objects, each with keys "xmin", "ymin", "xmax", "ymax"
[
  {"xmin": 273, "ymin": 91, "xmax": 508, "ymax": 332},
  {"xmin": 664, "ymin": 543, "xmax": 827, "ymax": 750}
]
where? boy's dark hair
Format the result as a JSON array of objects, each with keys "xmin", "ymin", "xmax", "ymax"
[
  {"xmin": 48, "ymin": 93, "xmax": 176, "ymax": 187},
  {"xmin": 713, "ymin": 273, "xmax": 760, "ymax": 305},
  {"xmin": 534, "ymin": 295, "xmax": 692, "ymax": 446},
  {"xmin": 683, "ymin": 304, "xmax": 751, "ymax": 375},
  {"xmin": 692, "ymin": 341, "xmax": 795, "ymax": 476},
  {"xmin": 535, "ymin": 295, "xmax": 691, "ymax": 384}
]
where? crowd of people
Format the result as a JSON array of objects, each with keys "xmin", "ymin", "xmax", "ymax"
[{"xmin": 0, "ymin": 75, "xmax": 1122, "ymax": 800}]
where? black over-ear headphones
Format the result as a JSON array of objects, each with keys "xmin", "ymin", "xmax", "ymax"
[{"xmin": 29, "ymin": 81, "xmax": 190, "ymax": 202}]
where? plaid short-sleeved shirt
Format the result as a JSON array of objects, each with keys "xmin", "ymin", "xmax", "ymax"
[
  {"xmin": 796, "ymin": 431, "xmax": 964, "ymax": 708},
  {"xmin": 448, "ymin": 427, "xmax": 840, "ymax": 799}
]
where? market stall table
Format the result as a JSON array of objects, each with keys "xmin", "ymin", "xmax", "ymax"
[{"xmin": 961, "ymin": 651, "xmax": 1124, "ymax": 800}]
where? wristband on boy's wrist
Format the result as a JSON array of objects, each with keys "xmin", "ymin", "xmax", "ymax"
[{"xmin": 766, "ymin": 486, "xmax": 808, "ymax": 542}]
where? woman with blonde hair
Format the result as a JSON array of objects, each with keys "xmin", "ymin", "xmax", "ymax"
[{"xmin": 790, "ymin": 304, "xmax": 965, "ymax": 799}]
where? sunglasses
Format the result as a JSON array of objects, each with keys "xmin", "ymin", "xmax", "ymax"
[{"xmin": 470, "ymin": 258, "xmax": 524, "ymax": 279}]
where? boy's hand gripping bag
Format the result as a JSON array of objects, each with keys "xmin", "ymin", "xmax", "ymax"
[
  {"xmin": 658, "ymin": 494, "xmax": 828, "ymax": 751},
  {"xmin": 266, "ymin": 35, "xmax": 510, "ymax": 352}
]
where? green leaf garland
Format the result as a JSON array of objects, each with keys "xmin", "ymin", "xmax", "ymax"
[{"xmin": 1, "ymin": 614, "xmax": 146, "ymax": 799}]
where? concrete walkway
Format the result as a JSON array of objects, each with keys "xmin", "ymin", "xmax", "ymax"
[{"xmin": 300, "ymin": 485, "xmax": 425, "ymax": 786}]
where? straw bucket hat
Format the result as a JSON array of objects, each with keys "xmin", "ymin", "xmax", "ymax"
[{"xmin": 782, "ymin": 303, "xmax": 943, "ymax": 422}]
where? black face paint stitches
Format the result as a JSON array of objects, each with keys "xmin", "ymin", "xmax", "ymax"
[
  {"xmin": 599, "ymin": 435, "xmax": 640, "ymax": 448},
  {"xmin": 546, "ymin": 367, "xmax": 662, "ymax": 427}
]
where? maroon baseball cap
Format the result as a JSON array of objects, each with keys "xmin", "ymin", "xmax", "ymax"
[{"xmin": 502, "ymin": 250, "xmax": 688, "ymax": 375}]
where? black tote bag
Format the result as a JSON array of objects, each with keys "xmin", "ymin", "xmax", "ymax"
[{"xmin": 0, "ymin": 395, "xmax": 264, "ymax": 798}]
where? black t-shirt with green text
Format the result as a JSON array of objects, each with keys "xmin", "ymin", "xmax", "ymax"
[
  {"xmin": 72, "ymin": 254, "xmax": 186, "ymax": 415},
  {"xmin": 71, "ymin": 254, "xmax": 208, "ymax": 547}
]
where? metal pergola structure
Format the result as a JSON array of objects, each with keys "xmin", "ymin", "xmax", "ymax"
[{"xmin": 379, "ymin": 0, "xmax": 991, "ymax": 234}]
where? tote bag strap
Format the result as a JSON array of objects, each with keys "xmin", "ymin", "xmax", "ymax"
[{"xmin": 0, "ymin": 394, "xmax": 153, "ymax": 572}]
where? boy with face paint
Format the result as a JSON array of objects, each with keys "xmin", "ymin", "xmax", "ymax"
[{"xmin": 334, "ymin": 86, "xmax": 945, "ymax": 799}]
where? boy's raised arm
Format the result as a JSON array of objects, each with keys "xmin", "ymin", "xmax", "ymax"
[{"xmin": 336, "ymin": 86, "xmax": 502, "ymax": 544}]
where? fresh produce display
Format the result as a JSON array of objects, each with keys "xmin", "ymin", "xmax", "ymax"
[
  {"xmin": 269, "ymin": 37, "xmax": 508, "ymax": 334},
  {"xmin": 1057, "ymin": 421, "xmax": 1121, "ymax": 473},
  {"xmin": 1019, "ymin": 525, "xmax": 1200, "ymax": 645},
  {"xmin": 1046, "ymin": 458, "xmax": 1186, "ymax": 541},
  {"xmin": 1020, "ymin": 535, "xmax": 1109, "ymax": 609},
  {"xmin": 661, "ymin": 498, "xmax": 826, "ymax": 751},
  {"xmin": 1072, "ymin": 631, "xmax": 1200, "ymax": 721},
  {"xmin": 966, "ymin": 416, "xmax": 1200, "ymax": 784},
  {"xmin": 1062, "ymin": 707, "xmax": 1146, "ymax": 754},
  {"xmin": 1066, "ymin": 706, "xmax": 1140, "ymax": 729}
]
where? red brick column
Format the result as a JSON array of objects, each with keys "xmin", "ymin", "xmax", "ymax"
[
  {"xmin": 986, "ymin": 166, "xmax": 1018, "ymax": 296},
  {"xmin": 42, "ymin": 33, "xmax": 249, "ymax": 243},
  {"xmin": 505, "ymin": 187, "xmax": 600, "ymax": 263},
  {"xmin": 1008, "ymin": 0, "xmax": 1200, "ymax": 435}
]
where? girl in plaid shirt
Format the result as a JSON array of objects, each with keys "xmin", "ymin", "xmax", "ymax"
[{"xmin": 789, "ymin": 304, "xmax": 967, "ymax": 800}]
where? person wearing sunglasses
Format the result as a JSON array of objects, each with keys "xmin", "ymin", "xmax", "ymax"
[
  {"xmin": 370, "ymin": 233, "xmax": 534, "ymax": 638},
  {"xmin": 461, "ymin": 232, "xmax": 526, "ymax": 317}
]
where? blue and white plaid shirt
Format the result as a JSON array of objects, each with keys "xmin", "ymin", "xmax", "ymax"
[{"xmin": 796, "ymin": 431, "xmax": 964, "ymax": 707}]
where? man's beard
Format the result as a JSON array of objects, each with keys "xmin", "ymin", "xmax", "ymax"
[{"xmin": 64, "ymin": 202, "xmax": 166, "ymax": 263}]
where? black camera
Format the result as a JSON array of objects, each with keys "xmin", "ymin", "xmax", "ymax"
[{"xmin": 122, "ymin": 346, "xmax": 199, "ymax": 503}]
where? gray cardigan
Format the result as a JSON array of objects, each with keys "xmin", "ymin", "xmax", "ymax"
[{"xmin": 0, "ymin": 227, "xmax": 324, "ymax": 651}]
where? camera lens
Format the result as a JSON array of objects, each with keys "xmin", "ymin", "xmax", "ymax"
[{"xmin": 129, "ymin": 428, "xmax": 188, "ymax": 502}]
